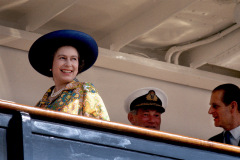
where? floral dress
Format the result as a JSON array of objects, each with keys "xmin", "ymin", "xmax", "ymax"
[{"xmin": 36, "ymin": 80, "xmax": 110, "ymax": 121}]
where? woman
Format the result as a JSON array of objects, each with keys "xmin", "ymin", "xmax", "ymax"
[{"xmin": 28, "ymin": 30, "xmax": 110, "ymax": 121}]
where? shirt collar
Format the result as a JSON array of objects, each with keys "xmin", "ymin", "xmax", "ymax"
[
  {"xmin": 228, "ymin": 125, "xmax": 240, "ymax": 140},
  {"xmin": 64, "ymin": 79, "xmax": 79, "ymax": 90}
]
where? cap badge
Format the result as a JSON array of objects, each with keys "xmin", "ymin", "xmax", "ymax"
[{"xmin": 146, "ymin": 90, "xmax": 158, "ymax": 101}]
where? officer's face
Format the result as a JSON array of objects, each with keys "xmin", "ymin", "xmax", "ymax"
[{"xmin": 129, "ymin": 108, "xmax": 161, "ymax": 130}]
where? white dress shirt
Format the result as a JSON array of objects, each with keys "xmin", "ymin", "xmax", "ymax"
[{"xmin": 225, "ymin": 125, "xmax": 240, "ymax": 146}]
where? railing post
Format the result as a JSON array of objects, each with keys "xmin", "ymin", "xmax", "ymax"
[{"xmin": 6, "ymin": 111, "xmax": 33, "ymax": 160}]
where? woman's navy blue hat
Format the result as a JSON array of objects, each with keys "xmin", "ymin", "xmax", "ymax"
[{"xmin": 28, "ymin": 29, "xmax": 98, "ymax": 77}]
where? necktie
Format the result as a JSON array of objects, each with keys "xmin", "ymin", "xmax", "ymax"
[{"xmin": 224, "ymin": 131, "xmax": 231, "ymax": 144}]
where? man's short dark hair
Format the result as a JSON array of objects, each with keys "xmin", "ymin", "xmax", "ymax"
[{"xmin": 213, "ymin": 83, "xmax": 240, "ymax": 110}]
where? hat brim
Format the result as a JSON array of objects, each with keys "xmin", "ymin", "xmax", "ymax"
[
  {"xmin": 132, "ymin": 105, "xmax": 165, "ymax": 113},
  {"xmin": 28, "ymin": 30, "xmax": 98, "ymax": 77}
]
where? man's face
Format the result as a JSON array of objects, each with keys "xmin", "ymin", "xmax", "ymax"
[
  {"xmin": 129, "ymin": 108, "xmax": 161, "ymax": 130},
  {"xmin": 208, "ymin": 90, "xmax": 233, "ymax": 130}
]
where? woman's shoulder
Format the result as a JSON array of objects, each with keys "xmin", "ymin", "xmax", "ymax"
[{"xmin": 74, "ymin": 82, "xmax": 98, "ymax": 93}]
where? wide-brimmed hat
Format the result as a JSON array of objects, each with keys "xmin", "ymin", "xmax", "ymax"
[
  {"xmin": 28, "ymin": 29, "xmax": 98, "ymax": 77},
  {"xmin": 124, "ymin": 87, "xmax": 168, "ymax": 113}
]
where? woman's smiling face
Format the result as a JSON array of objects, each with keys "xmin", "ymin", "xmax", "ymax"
[{"xmin": 52, "ymin": 46, "xmax": 79, "ymax": 87}]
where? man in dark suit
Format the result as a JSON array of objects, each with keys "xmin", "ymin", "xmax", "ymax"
[{"xmin": 208, "ymin": 83, "xmax": 240, "ymax": 146}]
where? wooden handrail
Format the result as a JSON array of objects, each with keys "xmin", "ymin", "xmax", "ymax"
[{"xmin": 0, "ymin": 99, "xmax": 240, "ymax": 155}]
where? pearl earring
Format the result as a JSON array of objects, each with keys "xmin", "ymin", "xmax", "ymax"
[{"xmin": 50, "ymin": 69, "xmax": 52, "ymax": 71}]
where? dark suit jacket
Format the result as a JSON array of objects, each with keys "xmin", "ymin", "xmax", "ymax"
[
  {"xmin": 209, "ymin": 132, "xmax": 224, "ymax": 143},
  {"xmin": 209, "ymin": 132, "xmax": 240, "ymax": 146}
]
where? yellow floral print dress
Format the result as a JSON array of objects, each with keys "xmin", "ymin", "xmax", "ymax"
[{"xmin": 36, "ymin": 80, "xmax": 110, "ymax": 121}]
